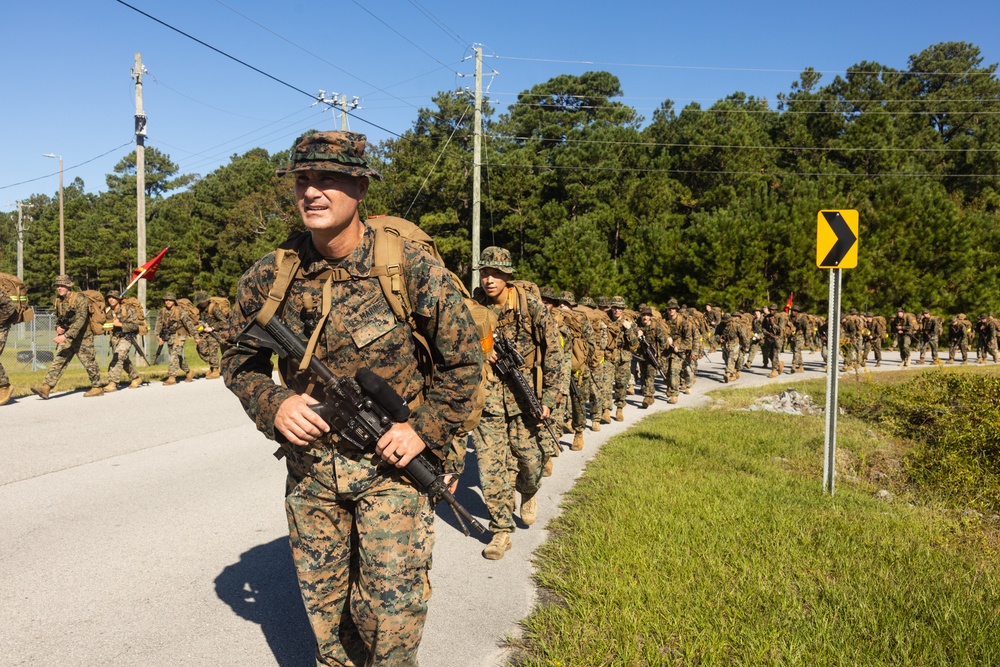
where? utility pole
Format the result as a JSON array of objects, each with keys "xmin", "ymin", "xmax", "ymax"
[
  {"xmin": 15, "ymin": 202, "xmax": 33, "ymax": 280},
  {"xmin": 471, "ymin": 47, "xmax": 483, "ymax": 291},
  {"xmin": 315, "ymin": 91, "xmax": 360, "ymax": 131},
  {"xmin": 133, "ymin": 52, "xmax": 148, "ymax": 311}
]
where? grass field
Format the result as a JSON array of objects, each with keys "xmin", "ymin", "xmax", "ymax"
[{"xmin": 511, "ymin": 367, "xmax": 1000, "ymax": 666}]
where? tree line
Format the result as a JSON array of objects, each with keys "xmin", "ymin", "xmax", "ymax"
[{"xmin": 2, "ymin": 41, "xmax": 999, "ymax": 320}]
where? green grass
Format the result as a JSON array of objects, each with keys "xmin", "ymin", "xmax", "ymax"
[
  {"xmin": 1, "ymin": 338, "xmax": 213, "ymax": 395},
  {"xmin": 511, "ymin": 368, "xmax": 1000, "ymax": 666}
]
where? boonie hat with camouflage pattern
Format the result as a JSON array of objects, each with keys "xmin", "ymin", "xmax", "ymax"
[
  {"xmin": 105, "ymin": 289, "xmax": 121, "ymax": 300},
  {"xmin": 638, "ymin": 304, "xmax": 653, "ymax": 316},
  {"xmin": 194, "ymin": 291, "xmax": 210, "ymax": 305},
  {"xmin": 539, "ymin": 285, "xmax": 557, "ymax": 300},
  {"xmin": 278, "ymin": 131, "xmax": 383, "ymax": 181},
  {"xmin": 610, "ymin": 296, "xmax": 627, "ymax": 309},
  {"xmin": 665, "ymin": 298, "xmax": 680, "ymax": 310},
  {"xmin": 559, "ymin": 290, "xmax": 576, "ymax": 306},
  {"xmin": 476, "ymin": 246, "xmax": 516, "ymax": 274},
  {"xmin": 54, "ymin": 275, "xmax": 73, "ymax": 287},
  {"xmin": 579, "ymin": 296, "xmax": 596, "ymax": 308},
  {"xmin": 163, "ymin": 292, "xmax": 177, "ymax": 301},
  {"xmin": 597, "ymin": 296, "xmax": 610, "ymax": 308}
]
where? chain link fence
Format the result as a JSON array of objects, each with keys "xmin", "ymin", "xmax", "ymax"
[{"xmin": 3, "ymin": 309, "xmax": 162, "ymax": 372}]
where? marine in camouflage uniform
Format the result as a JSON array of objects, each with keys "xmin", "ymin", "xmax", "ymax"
[
  {"xmin": 635, "ymin": 304, "xmax": 667, "ymax": 407},
  {"xmin": 605, "ymin": 296, "xmax": 637, "ymax": 421},
  {"xmin": 560, "ymin": 292, "xmax": 596, "ymax": 448},
  {"xmin": 662, "ymin": 299, "xmax": 694, "ymax": 402},
  {"xmin": 788, "ymin": 307, "xmax": 810, "ymax": 373},
  {"xmin": 31, "ymin": 275, "xmax": 103, "ymax": 398},
  {"xmin": 947, "ymin": 314, "xmax": 970, "ymax": 364},
  {"xmin": 746, "ymin": 307, "xmax": 764, "ymax": 368},
  {"xmin": 194, "ymin": 290, "xmax": 229, "ymax": 379},
  {"xmin": 716, "ymin": 313, "xmax": 742, "ymax": 382},
  {"xmin": 0, "ymin": 286, "xmax": 16, "ymax": 405},
  {"xmin": 840, "ymin": 308, "xmax": 864, "ymax": 370},
  {"xmin": 863, "ymin": 313, "xmax": 886, "ymax": 367},
  {"xmin": 155, "ymin": 293, "xmax": 199, "ymax": 384},
  {"xmin": 975, "ymin": 314, "xmax": 998, "ymax": 363},
  {"xmin": 222, "ymin": 131, "xmax": 482, "ymax": 665},
  {"xmin": 762, "ymin": 303, "xmax": 787, "ymax": 377},
  {"xmin": 916, "ymin": 309, "xmax": 943, "ymax": 364},
  {"xmin": 475, "ymin": 248, "xmax": 561, "ymax": 555},
  {"xmin": 590, "ymin": 296, "xmax": 616, "ymax": 426},
  {"xmin": 103, "ymin": 289, "xmax": 142, "ymax": 390},
  {"xmin": 578, "ymin": 296, "xmax": 611, "ymax": 431},
  {"xmin": 704, "ymin": 303, "xmax": 721, "ymax": 352},
  {"xmin": 683, "ymin": 306, "xmax": 708, "ymax": 392},
  {"xmin": 892, "ymin": 307, "xmax": 917, "ymax": 367}
]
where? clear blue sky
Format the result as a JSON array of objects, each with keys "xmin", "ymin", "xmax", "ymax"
[{"xmin": 2, "ymin": 0, "xmax": 998, "ymax": 212}]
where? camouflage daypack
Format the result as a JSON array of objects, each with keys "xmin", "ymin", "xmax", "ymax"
[
  {"xmin": 0, "ymin": 272, "xmax": 33, "ymax": 324},
  {"xmin": 175, "ymin": 298, "xmax": 201, "ymax": 334},
  {"xmin": 122, "ymin": 296, "xmax": 150, "ymax": 335}
]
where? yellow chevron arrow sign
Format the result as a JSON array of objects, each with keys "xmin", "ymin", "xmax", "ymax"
[{"xmin": 816, "ymin": 210, "xmax": 859, "ymax": 269}]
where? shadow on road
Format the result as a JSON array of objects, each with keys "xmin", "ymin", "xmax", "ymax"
[{"xmin": 215, "ymin": 537, "xmax": 315, "ymax": 667}]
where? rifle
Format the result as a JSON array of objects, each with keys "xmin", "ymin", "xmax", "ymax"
[
  {"xmin": 637, "ymin": 334, "xmax": 664, "ymax": 378},
  {"xmin": 568, "ymin": 373, "xmax": 582, "ymax": 403},
  {"xmin": 237, "ymin": 314, "xmax": 486, "ymax": 537},
  {"xmin": 125, "ymin": 332, "xmax": 149, "ymax": 365},
  {"xmin": 492, "ymin": 333, "xmax": 562, "ymax": 450}
]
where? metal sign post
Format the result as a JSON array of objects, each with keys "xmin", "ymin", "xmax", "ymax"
[
  {"xmin": 817, "ymin": 209, "xmax": 859, "ymax": 495},
  {"xmin": 823, "ymin": 268, "xmax": 842, "ymax": 494}
]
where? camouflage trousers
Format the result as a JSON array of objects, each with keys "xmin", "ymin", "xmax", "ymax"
[
  {"xmin": 591, "ymin": 359, "xmax": 613, "ymax": 417},
  {"xmin": 44, "ymin": 332, "xmax": 101, "ymax": 388},
  {"xmin": 765, "ymin": 337, "xmax": 784, "ymax": 369},
  {"xmin": 897, "ymin": 334, "xmax": 912, "ymax": 363},
  {"xmin": 977, "ymin": 335, "xmax": 998, "ymax": 362},
  {"xmin": 612, "ymin": 357, "xmax": 632, "ymax": 408},
  {"xmin": 949, "ymin": 337, "xmax": 969, "ymax": 362},
  {"xmin": 746, "ymin": 341, "xmax": 761, "ymax": 368},
  {"xmin": 0, "ymin": 326, "xmax": 9, "ymax": 387},
  {"xmin": 918, "ymin": 334, "xmax": 939, "ymax": 362},
  {"xmin": 789, "ymin": 332, "xmax": 806, "ymax": 370},
  {"xmin": 863, "ymin": 337, "xmax": 882, "ymax": 364},
  {"xmin": 721, "ymin": 340, "xmax": 741, "ymax": 379},
  {"xmin": 571, "ymin": 368, "xmax": 591, "ymax": 431},
  {"xmin": 196, "ymin": 333, "xmax": 221, "ymax": 370},
  {"xmin": 166, "ymin": 334, "xmax": 190, "ymax": 376},
  {"xmin": 681, "ymin": 353, "xmax": 696, "ymax": 390},
  {"xmin": 638, "ymin": 360, "xmax": 658, "ymax": 399},
  {"xmin": 107, "ymin": 334, "xmax": 140, "ymax": 384},
  {"xmin": 664, "ymin": 354, "xmax": 682, "ymax": 399},
  {"xmin": 473, "ymin": 410, "xmax": 546, "ymax": 532},
  {"xmin": 286, "ymin": 470, "xmax": 433, "ymax": 667}
]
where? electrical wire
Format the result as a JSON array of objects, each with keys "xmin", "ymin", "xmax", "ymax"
[
  {"xmin": 0, "ymin": 141, "xmax": 135, "ymax": 192},
  {"xmin": 407, "ymin": 0, "xmax": 468, "ymax": 49},
  {"xmin": 403, "ymin": 103, "xmax": 473, "ymax": 219}
]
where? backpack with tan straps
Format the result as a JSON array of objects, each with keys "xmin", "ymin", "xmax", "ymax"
[
  {"xmin": 0, "ymin": 272, "xmax": 33, "ymax": 324},
  {"xmin": 81, "ymin": 290, "xmax": 107, "ymax": 335}
]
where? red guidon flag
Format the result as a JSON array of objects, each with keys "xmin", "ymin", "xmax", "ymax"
[
  {"xmin": 784, "ymin": 292, "xmax": 794, "ymax": 313},
  {"xmin": 124, "ymin": 247, "xmax": 169, "ymax": 294}
]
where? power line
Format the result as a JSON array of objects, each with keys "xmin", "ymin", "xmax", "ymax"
[
  {"xmin": 479, "ymin": 162, "xmax": 1000, "ymax": 179},
  {"xmin": 407, "ymin": 0, "xmax": 468, "ymax": 49},
  {"xmin": 0, "ymin": 141, "xmax": 134, "ymax": 192},
  {"xmin": 349, "ymin": 0, "xmax": 461, "ymax": 75}
]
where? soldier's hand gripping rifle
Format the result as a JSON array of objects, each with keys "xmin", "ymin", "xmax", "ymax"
[
  {"xmin": 492, "ymin": 333, "xmax": 562, "ymax": 450},
  {"xmin": 637, "ymin": 333, "xmax": 664, "ymax": 379},
  {"xmin": 238, "ymin": 314, "xmax": 486, "ymax": 537}
]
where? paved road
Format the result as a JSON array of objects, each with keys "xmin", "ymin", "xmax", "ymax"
[{"xmin": 1, "ymin": 349, "xmax": 908, "ymax": 666}]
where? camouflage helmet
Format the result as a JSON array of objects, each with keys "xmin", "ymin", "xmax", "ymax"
[
  {"xmin": 559, "ymin": 290, "xmax": 576, "ymax": 306},
  {"xmin": 579, "ymin": 296, "xmax": 597, "ymax": 308},
  {"xmin": 105, "ymin": 289, "xmax": 121, "ymax": 301},
  {"xmin": 278, "ymin": 131, "xmax": 382, "ymax": 180},
  {"xmin": 665, "ymin": 298, "xmax": 680, "ymax": 310},
  {"xmin": 610, "ymin": 296, "xmax": 627, "ymax": 309},
  {"xmin": 476, "ymin": 246, "xmax": 515, "ymax": 275},
  {"xmin": 54, "ymin": 275, "xmax": 73, "ymax": 288},
  {"xmin": 193, "ymin": 290, "xmax": 210, "ymax": 306},
  {"xmin": 638, "ymin": 304, "xmax": 653, "ymax": 316},
  {"xmin": 163, "ymin": 292, "xmax": 177, "ymax": 302}
]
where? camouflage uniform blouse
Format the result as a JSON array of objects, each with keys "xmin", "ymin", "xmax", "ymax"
[
  {"xmin": 109, "ymin": 300, "xmax": 140, "ymax": 335},
  {"xmin": 201, "ymin": 299, "xmax": 230, "ymax": 333},
  {"xmin": 222, "ymin": 225, "xmax": 483, "ymax": 472},
  {"xmin": 54, "ymin": 292, "xmax": 91, "ymax": 342},
  {"xmin": 155, "ymin": 304, "xmax": 198, "ymax": 339}
]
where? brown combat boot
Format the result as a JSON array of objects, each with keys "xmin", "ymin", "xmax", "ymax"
[
  {"xmin": 129, "ymin": 378, "xmax": 143, "ymax": 388},
  {"xmin": 767, "ymin": 369, "xmax": 778, "ymax": 378},
  {"xmin": 571, "ymin": 431, "xmax": 584, "ymax": 451},
  {"xmin": 542, "ymin": 458, "xmax": 553, "ymax": 477},
  {"xmin": 163, "ymin": 376, "xmax": 177, "ymax": 386},
  {"xmin": 614, "ymin": 407, "xmax": 624, "ymax": 422},
  {"xmin": 483, "ymin": 532, "xmax": 511, "ymax": 560},
  {"xmin": 208, "ymin": 368, "xmax": 221, "ymax": 379},
  {"xmin": 103, "ymin": 382, "xmax": 118, "ymax": 393},
  {"xmin": 184, "ymin": 368, "xmax": 195, "ymax": 382},
  {"xmin": 520, "ymin": 493, "xmax": 538, "ymax": 526},
  {"xmin": 591, "ymin": 419, "xmax": 601, "ymax": 432},
  {"xmin": 562, "ymin": 421, "xmax": 573, "ymax": 435},
  {"xmin": 777, "ymin": 361, "xmax": 785, "ymax": 374},
  {"xmin": 601, "ymin": 408, "xmax": 611, "ymax": 424},
  {"xmin": 641, "ymin": 396, "xmax": 654, "ymax": 409},
  {"xmin": 667, "ymin": 396, "xmax": 679, "ymax": 404},
  {"xmin": 0, "ymin": 384, "xmax": 13, "ymax": 406},
  {"xmin": 83, "ymin": 387, "xmax": 104, "ymax": 398},
  {"xmin": 31, "ymin": 385, "xmax": 51, "ymax": 399}
]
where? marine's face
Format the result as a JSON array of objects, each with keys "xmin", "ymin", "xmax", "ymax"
[
  {"xmin": 294, "ymin": 169, "xmax": 369, "ymax": 236},
  {"xmin": 55, "ymin": 286, "xmax": 69, "ymax": 298},
  {"xmin": 640, "ymin": 314, "xmax": 651, "ymax": 326},
  {"xmin": 479, "ymin": 267, "xmax": 510, "ymax": 302},
  {"xmin": 610, "ymin": 306, "xmax": 623, "ymax": 321}
]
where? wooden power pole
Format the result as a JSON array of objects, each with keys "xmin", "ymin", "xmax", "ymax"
[
  {"xmin": 471, "ymin": 47, "xmax": 483, "ymax": 291},
  {"xmin": 133, "ymin": 52, "xmax": 147, "ymax": 311}
]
